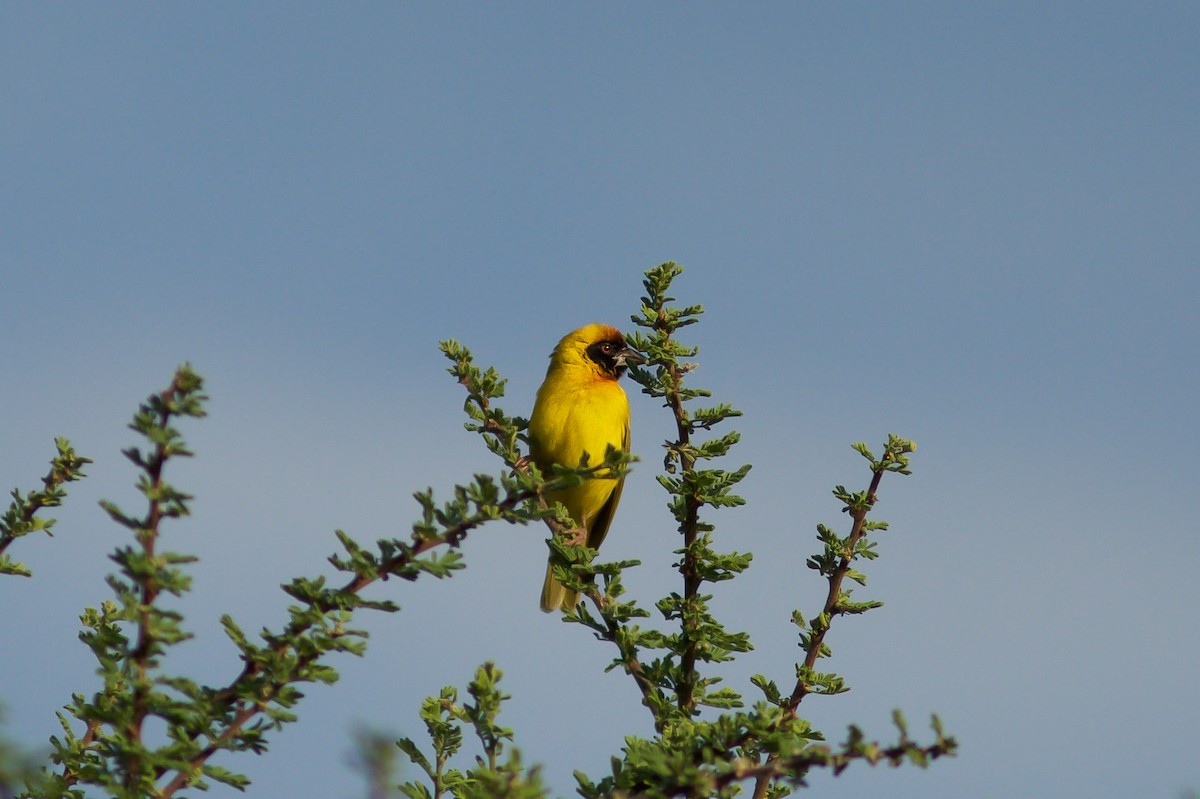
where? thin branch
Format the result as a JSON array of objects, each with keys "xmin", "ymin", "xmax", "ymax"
[
  {"xmin": 701, "ymin": 735, "xmax": 956, "ymax": 799},
  {"xmin": 0, "ymin": 439, "xmax": 89, "ymax": 570},
  {"xmin": 125, "ymin": 379, "xmax": 178, "ymax": 792},
  {"xmin": 583, "ymin": 587, "xmax": 660, "ymax": 719},
  {"xmin": 664, "ymin": 358, "xmax": 703, "ymax": 715},
  {"xmin": 786, "ymin": 465, "xmax": 887, "ymax": 713},
  {"xmin": 737, "ymin": 441, "xmax": 908, "ymax": 796},
  {"xmin": 154, "ymin": 484, "xmax": 547, "ymax": 798}
]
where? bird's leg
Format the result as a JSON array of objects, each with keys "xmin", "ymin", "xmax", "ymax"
[{"xmin": 563, "ymin": 525, "xmax": 589, "ymax": 548}]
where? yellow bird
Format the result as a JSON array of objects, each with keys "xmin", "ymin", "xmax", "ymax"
[{"xmin": 528, "ymin": 324, "xmax": 644, "ymax": 612}]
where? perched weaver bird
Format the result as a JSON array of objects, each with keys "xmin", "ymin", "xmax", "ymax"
[{"xmin": 528, "ymin": 324, "xmax": 644, "ymax": 612}]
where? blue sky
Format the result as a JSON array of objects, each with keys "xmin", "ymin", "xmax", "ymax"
[{"xmin": 2, "ymin": 3, "xmax": 1198, "ymax": 797}]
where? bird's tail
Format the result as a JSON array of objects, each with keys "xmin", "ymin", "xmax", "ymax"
[{"xmin": 539, "ymin": 561, "xmax": 579, "ymax": 613}]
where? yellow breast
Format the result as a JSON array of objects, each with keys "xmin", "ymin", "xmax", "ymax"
[{"xmin": 528, "ymin": 370, "xmax": 630, "ymax": 528}]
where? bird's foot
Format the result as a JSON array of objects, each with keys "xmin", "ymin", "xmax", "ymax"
[{"xmin": 563, "ymin": 526, "xmax": 588, "ymax": 548}]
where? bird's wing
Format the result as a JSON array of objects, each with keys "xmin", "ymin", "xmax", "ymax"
[
  {"xmin": 584, "ymin": 418, "xmax": 630, "ymax": 550},
  {"xmin": 586, "ymin": 473, "xmax": 624, "ymax": 550}
]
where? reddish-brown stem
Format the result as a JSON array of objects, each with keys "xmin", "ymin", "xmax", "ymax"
[
  {"xmin": 0, "ymin": 458, "xmax": 73, "ymax": 558},
  {"xmin": 787, "ymin": 463, "xmax": 885, "ymax": 711},
  {"xmin": 665, "ymin": 358, "xmax": 702, "ymax": 715},
  {"xmin": 125, "ymin": 381, "xmax": 180, "ymax": 794},
  {"xmin": 738, "ymin": 454, "xmax": 893, "ymax": 795},
  {"xmin": 588, "ymin": 588, "xmax": 659, "ymax": 718}
]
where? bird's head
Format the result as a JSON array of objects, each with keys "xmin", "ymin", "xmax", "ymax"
[{"xmin": 552, "ymin": 323, "xmax": 645, "ymax": 380}]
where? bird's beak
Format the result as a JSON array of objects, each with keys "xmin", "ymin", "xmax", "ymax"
[{"xmin": 614, "ymin": 345, "xmax": 646, "ymax": 369}]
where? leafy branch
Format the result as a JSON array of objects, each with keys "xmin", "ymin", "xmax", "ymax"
[
  {"xmin": 147, "ymin": 467, "xmax": 571, "ymax": 797},
  {"xmin": 785, "ymin": 435, "xmax": 917, "ymax": 711},
  {"xmin": 627, "ymin": 262, "xmax": 752, "ymax": 720},
  {"xmin": 48, "ymin": 364, "xmax": 210, "ymax": 797},
  {"xmin": 0, "ymin": 438, "xmax": 91, "ymax": 577},
  {"xmin": 743, "ymin": 433, "xmax": 938, "ymax": 798},
  {"xmin": 397, "ymin": 663, "xmax": 544, "ymax": 799}
]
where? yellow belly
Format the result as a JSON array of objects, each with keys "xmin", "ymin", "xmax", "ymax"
[{"xmin": 528, "ymin": 379, "xmax": 629, "ymax": 529}]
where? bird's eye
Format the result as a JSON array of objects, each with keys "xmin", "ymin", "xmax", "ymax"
[{"xmin": 600, "ymin": 342, "xmax": 613, "ymax": 354}]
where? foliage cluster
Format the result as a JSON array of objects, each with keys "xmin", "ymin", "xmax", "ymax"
[{"xmin": 2, "ymin": 263, "xmax": 953, "ymax": 798}]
